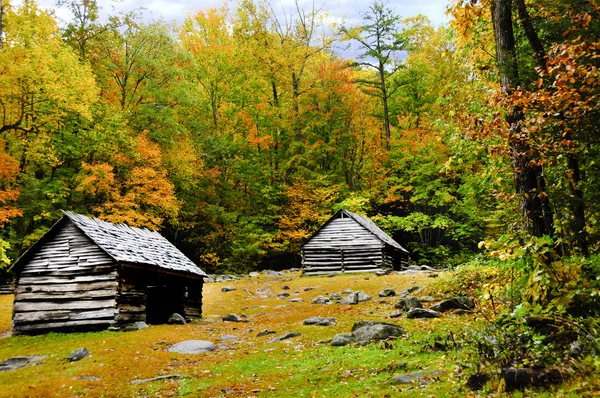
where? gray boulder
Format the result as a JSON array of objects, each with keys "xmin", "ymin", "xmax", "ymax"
[
  {"xmin": 407, "ymin": 308, "xmax": 441, "ymax": 319},
  {"xmin": 262, "ymin": 270, "xmax": 280, "ymax": 277},
  {"xmin": 288, "ymin": 298, "xmax": 305, "ymax": 303},
  {"xmin": 168, "ymin": 313, "xmax": 186, "ymax": 325},
  {"xmin": 167, "ymin": 340, "xmax": 216, "ymax": 354},
  {"xmin": 394, "ymin": 296, "xmax": 423, "ymax": 311},
  {"xmin": 330, "ymin": 333, "xmax": 355, "ymax": 347},
  {"xmin": 429, "ymin": 297, "xmax": 475, "ymax": 313},
  {"xmin": 0, "ymin": 356, "xmax": 46, "ymax": 372},
  {"xmin": 277, "ymin": 293, "xmax": 290, "ymax": 299},
  {"xmin": 221, "ymin": 286, "xmax": 237, "ymax": 292},
  {"xmin": 269, "ymin": 332, "xmax": 301, "ymax": 343},
  {"xmin": 67, "ymin": 348, "xmax": 89, "ymax": 362},
  {"xmin": 391, "ymin": 370, "xmax": 446, "ymax": 385},
  {"xmin": 329, "ymin": 293, "xmax": 342, "ymax": 301},
  {"xmin": 256, "ymin": 329, "xmax": 276, "ymax": 337},
  {"xmin": 378, "ymin": 288, "xmax": 396, "ymax": 297},
  {"xmin": 353, "ymin": 324, "xmax": 405, "ymax": 343},
  {"xmin": 340, "ymin": 292, "xmax": 371, "ymax": 305},
  {"xmin": 222, "ymin": 314, "xmax": 248, "ymax": 322},
  {"xmin": 311, "ymin": 296, "xmax": 330, "ymax": 304},
  {"xmin": 400, "ymin": 286, "xmax": 420, "ymax": 297},
  {"xmin": 123, "ymin": 321, "xmax": 148, "ymax": 331},
  {"xmin": 303, "ymin": 317, "xmax": 337, "ymax": 326}
]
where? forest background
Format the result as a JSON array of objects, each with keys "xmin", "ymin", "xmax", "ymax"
[{"xmin": 0, "ymin": 0, "xmax": 599, "ymax": 283}]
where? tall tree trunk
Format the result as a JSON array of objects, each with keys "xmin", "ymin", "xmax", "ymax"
[
  {"xmin": 379, "ymin": 60, "xmax": 391, "ymax": 149},
  {"xmin": 0, "ymin": 0, "xmax": 4, "ymax": 50},
  {"xmin": 491, "ymin": 0, "xmax": 554, "ymax": 237},
  {"xmin": 567, "ymin": 154, "xmax": 588, "ymax": 255}
]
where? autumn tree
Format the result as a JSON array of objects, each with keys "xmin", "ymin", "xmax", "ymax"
[{"xmin": 341, "ymin": 0, "xmax": 406, "ymax": 147}]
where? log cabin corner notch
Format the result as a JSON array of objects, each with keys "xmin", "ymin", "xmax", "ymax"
[
  {"xmin": 301, "ymin": 209, "xmax": 409, "ymax": 275},
  {"xmin": 10, "ymin": 211, "xmax": 208, "ymax": 334}
]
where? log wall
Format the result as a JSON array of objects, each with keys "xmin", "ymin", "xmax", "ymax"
[
  {"xmin": 302, "ymin": 218, "xmax": 386, "ymax": 275},
  {"xmin": 184, "ymin": 282, "xmax": 203, "ymax": 319},
  {"xmin": 13, "ymin": 222, "xmax": 117, "ymax": 334}
]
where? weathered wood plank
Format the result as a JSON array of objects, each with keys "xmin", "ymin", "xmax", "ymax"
[
  {"xmin": 15, "ymin": 288, "xmax": 117, "ymax": 301},
  {"xmin": 14, "ymin": 299, "xmax": 116, "ymax": 312},
  {"xmin": 14, "ymin": 281, "xmax": 118, "ymax": 294},
  {"xmin": 13, "ymin": 319, "xmax": 113, "ymax": 333},
  {"xmin": 13, "ymin": 308, "xmax": 116, "ymax": 323},
  {"xmin": 18, "ymin": 273, "xmax": 117, "ymax": 285}
]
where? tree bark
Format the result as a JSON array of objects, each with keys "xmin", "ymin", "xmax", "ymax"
[{"xmin": 491, "ymin": 0, "xmax": 554, "ymax": 237}]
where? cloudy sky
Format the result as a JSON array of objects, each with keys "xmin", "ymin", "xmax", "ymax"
[{"xmin": 24, "ymin": 0, "xmax": 450, "ymax": 28}]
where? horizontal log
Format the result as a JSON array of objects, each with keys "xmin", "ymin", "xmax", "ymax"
[
  {"xmin": 14, "ymin": 281, "xmax": 118, "ymax": 294},
  {"xmin": 118, "ymin": 304, "xmax": 146, "ymax": 313},
  {"xmin": 14, "ymin": 299, "xmax": 116, "ymax": 312},
  {"xmin": 18, "ymin": 273, "xmax": 117, "ymax": 285},
  {"xmin": 20, "ymin": 266, "xmax": 116, "ymax": 276},
  {"xmin": 13, "ymin": 308, "xmax": 116, "ymax": 324},
  {"xmin": 13, "ymin": 319, "xmax": 113, "ymax": 333},
  {"xmin": 15, "ymin": 288, "xmax": 117, "ymax": 301}
]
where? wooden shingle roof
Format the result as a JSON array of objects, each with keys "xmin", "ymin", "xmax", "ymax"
[
  {"xmin": 302, "ymin": 209, "xmax": 409, "ymax": 253},
  {"xmin": 61, "ymin": 211, "xmax": 207, "ymax": 278}
]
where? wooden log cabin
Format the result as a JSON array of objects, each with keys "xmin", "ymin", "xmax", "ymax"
[
  {"xmin": 301, "ymin": 209, "xmax": 409, "ymax": 275},
  {"xmin": 10, "ymin": 211, "xmax": 207, "ymax": 334}
]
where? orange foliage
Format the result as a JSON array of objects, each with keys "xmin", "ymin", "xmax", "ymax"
[{"xmin": 0, "ymin": 146, "xmax": 22, "ymax": 226}]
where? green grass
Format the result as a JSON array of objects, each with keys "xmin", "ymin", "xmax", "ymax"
[{"xmin": 0, "ymin": 272, "xmax": 598, "ymax": 397}]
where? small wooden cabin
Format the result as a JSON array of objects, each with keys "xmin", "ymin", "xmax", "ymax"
[
  {"xmin": 11, "ymin": 211, "xmax": 207, "ymax": 334},
  {"xmin": 301, "ymin": 209, "xmax": 409, "ymax": 275}
]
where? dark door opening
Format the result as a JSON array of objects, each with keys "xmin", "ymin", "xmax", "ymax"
[{"xmin": 146, "ymin": 285, "xmax": 185, "ymax": 324}]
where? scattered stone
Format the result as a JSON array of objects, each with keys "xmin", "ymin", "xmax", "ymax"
[
  {"xmin": 569, "ymin": 341, "xmax": 583, "ymax": 358},
  {"xmin": 303, "ymin": 317, "xmax": 337, "ymax": 326},
  {"xmin": 263, "ymin": 270, "xmax": 280, "ymax": 277},
  {"xmin": 256, "ymin": 329, "xmax": 277, "ymax": 337},
  {"xmin": 353, "ymin": 324, "xmax": 405, "ymax": 343},
  {"xmin": 131, "ymin": 374, "xmax": 188, "ymax": 385},
  {"xmin": 407, "ymin": 308, "xmax": 441, "ymax": 319},
  {"xmin": 67, "ymin": 348, "xmax": 89, "ymax": 362},
  {"xmin": 0, "ymin": 356, "xmax": 46, "ymax": 372},
  {"xmin": 375, "ymin": 269, "xmax": 392, "ymax": 276},
  {"xmin": 329, "ymin": 293, "xmax": 342, "ymax": 301},
  {"xmin": 249, "ymin": 272, "xmax": 260, "ymax": 277},
  {"xmin": 378, "ymin": 288, "xmax": 396, "ymax": 297},
  {"xmin": 277, "ymin": 293, "xmax": 290, "ymax": 299},
  {"xmin": 394, "ymin": 296, "xmax": 423, "ymax": 311},
  {"xmin": 269, "ymin": 332, "xmax": 301, "ymax": 344},
  {"xmin": 303, "ymin": 287, "xmax": 316, "ymax": 291},
  {"xmin": 311, "ymin": 296, "xmax": 330, "ymax": 304},
  {"xmin": 391, "ymin": 370, "xmax": 445, "ymax": 385},
  {"xmin": 168, "ymin": 313, "xmax": 186, "ymax": 325},
  {"xmin": 429, "ymin": 297, "xmax": 475, "ymax": 313},
  {"xmin": 330, "ymin": 333, "xmax": 355, "ymax": 347},
  {"xmin": 340, "ymin": 291, "xmax": 371, "ymax": 305},
  {"xmin": 256, "ymin": 288, "xmax": 275, "ymax": 298},
  {"xmin": 221, "ymin": 286, "xmax": 237, "ymax": 293},
  {"xmin": 351, "ymin": 320, "xmax": 399, "ymax": 332},
  {"xmin": 76, "ymin": 376, "xmax": 101, "ymax": 381},
  {"xmin": 123, "ymin": 321, "xmax": 148, "ymax": 331},
  {"xmin": 219, "ymin": 335, "xmax": 238, "ymax": 342},
  {"xmin": 222, "ymin": 314, "xmax": 249, "ymax": 323},
  {"xmin": 167, "ymin": 340, "xmax": 216, "ymax": 354},
  {"xmin": 341, "ymin": 289, "xmax": 353, "ymax": 294},
  {"xmin": 213, "ymin": 274, "xmax": 240, "ymax": 283},
  {"xmin": 466, "ymin": 373, "xmax": 490, "ymax": 390},
  {"xmin": 500, "ymin": 367, "xmax": 565, "ymax": 392},
  {"xmin": 400, "ymin": 286, "xmax": 420, "ymax": 297},
  {"xmin": 281, "ymin": 285, "xmax": 290, "ymax": 290},
  {"xmin": 288, "ymin": 298, "xmax": 305, "ymax": 303},
  {"xmin": 273, "ymin": 305, "xmax": 288, "ymax": 309},
  {"xmin": 389, "ymin": 312, "xmax": 403, "ymax": 318}
]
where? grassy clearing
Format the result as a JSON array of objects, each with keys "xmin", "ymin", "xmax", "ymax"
[{"xmin": 0, "ymin": 271, "xmax": 597, "ymax": 397}]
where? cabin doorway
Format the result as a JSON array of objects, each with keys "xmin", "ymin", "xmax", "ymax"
[{"xmin": 146, "ymin": 285, "xmax": 185, "ymax": 324}]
